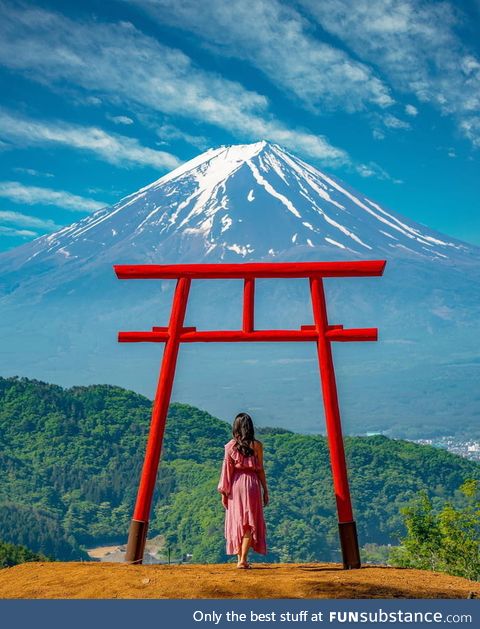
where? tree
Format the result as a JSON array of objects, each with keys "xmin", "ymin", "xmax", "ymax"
[
  {"xmin": 391, "ymin": 480, "xmax": 480, "ymax": 581},
  {"xmin": 0, "ymin": 541, "xmax": 49, "ymax": 567},
  {"xmin": 390, "ymin": 492, "xmax": 443, "ymax": 572},
  {"xmin": 436, "ymin": 480, "xmax": 480, "ymax": 581}
]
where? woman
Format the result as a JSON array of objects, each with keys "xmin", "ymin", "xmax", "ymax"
[{"xmin": 218, "ymin": 412, "xmax": 269, "ymax": 568}]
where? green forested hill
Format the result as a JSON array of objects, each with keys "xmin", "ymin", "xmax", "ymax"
[{"xmin": 0, "ymin": 376, "xmax": 478, "ymax": 562}]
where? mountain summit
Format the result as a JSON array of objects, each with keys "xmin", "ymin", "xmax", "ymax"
[{"xmin": 0, "ymin": 142, "xmax": 479, "ymax": 437}]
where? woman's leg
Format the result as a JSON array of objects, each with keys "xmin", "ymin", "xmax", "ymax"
[{"xmin": 239, "ymin": 526, "xmax": 252, "ymax": 566}]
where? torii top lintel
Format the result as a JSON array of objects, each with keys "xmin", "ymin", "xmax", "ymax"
[{"xmin": 114, "ymin": 260, "xmax": 386, "ymax": 280}]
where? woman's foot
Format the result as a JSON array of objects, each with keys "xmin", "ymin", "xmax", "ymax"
[{"xmin": 236, "ymin": 561, "xmax": 250, "ymax": 569}]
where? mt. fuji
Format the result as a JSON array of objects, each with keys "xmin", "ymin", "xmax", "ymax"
[
  {"xmin": 1, "ymin": 141, "xmax": 475, "ymax": 280},
  {"xmin": 1, "ymin": 142, "xmax": 479, "ymax": 438}
]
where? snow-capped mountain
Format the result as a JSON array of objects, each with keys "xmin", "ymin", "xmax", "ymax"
[
  {"xmin": 0, "ymin": 141, "xmax": 476, "ymax": 291},
  {"xmin": 1, "ymin": 142, "xmax": 479, "ymax": 438}
]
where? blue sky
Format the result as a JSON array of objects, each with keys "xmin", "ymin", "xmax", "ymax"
[{"xmin": 0, "ymin": 0, "xmax": 479, "ymax": 252}]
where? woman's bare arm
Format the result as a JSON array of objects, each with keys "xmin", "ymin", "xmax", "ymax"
[{"xmin": 255, "ymin": 441, "xmax": 269, "ymax": 506}]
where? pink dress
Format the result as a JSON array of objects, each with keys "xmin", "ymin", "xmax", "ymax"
[{"xmin": 218, "ymin": 439, "xmax": 267, "ymax": 555}]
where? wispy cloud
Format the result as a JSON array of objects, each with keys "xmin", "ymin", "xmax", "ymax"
[
  {"xmin": 460, "ymin": 117, "xmax": 480, "ymax": 148},
  {"xmin": 106, "ymin": 114, "xmax": 134, "ymax": 125},
  {"xmin": 0, "ymin": 109, "xmax": 181, "ymax": 170},
  {"xmin": 382, "ymin": 114, "xmax": 411, "ymax": 130},
  {"xmin": 0, "ymin": 209, "xmax": 59, "ymax": 230},
  {"xmin": 124, "ymin": 0, "xmax": 394, "ymax": 113},
  {"xmin": 0, "ymin": 181, "xmax": 106, "ymax": 212},
  {"xmin": 370, "ymin": 112, "xmax": 411, "ymax": 141},
  {"xmin": 156, "ymin": 123, "xmax": 209, "ymax": 150},
  {"xmin": 405, "ymin": 104, "xmax": 418, "ymax": 117},
  {"xmin": 356, "ymin": 161, "xmax": 402, "ymax": 183},
  {"xmin": 13, "ymin": 167, "xmax": 55, "ymax": 178},
  {"xmin": 0, "ymin": 225, "xmax": 37, "ymax": 238},
  {"xmin": 0, "ymin": 3, "xmax": 351, "ymax": 166},
  {"xmin": 299, "ymin": 0, "xmax": 480, "ymax": 147}
]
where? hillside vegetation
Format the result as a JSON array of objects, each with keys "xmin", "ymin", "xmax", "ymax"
[
  {"xmin": 1, "ymin": 376, "xmax": 479, "ymax": 563},
  {"xmin": 0, "ymin": 541, "xmax": 49, "ymax": 568}
]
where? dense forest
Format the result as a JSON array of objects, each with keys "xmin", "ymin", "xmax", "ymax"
[{"xmin": 0, "ymin": 376, "xmax": 479, "ymax": 563}]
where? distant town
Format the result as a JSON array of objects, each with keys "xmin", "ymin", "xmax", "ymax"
[
  {"xmin": 410, "ymin": 436, "xmax": 480, "ymax": 462},
  {"xmin": 363, "ymin": 431, "xmax": 480, "ymax": 462}
]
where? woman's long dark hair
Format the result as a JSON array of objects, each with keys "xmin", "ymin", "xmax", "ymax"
[{"xmin": 232, "ymin": 412, "xmax": 255, "ymax": 457}]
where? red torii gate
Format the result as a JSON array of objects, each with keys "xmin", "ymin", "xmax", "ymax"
[{"xmin": 114, "ymin": 260, "xmax": 386, "ymax": 568}]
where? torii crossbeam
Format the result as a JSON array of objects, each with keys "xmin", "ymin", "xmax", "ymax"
[{"xmin": 114, "ymin": 260, "xmax": 387, "ymax": 568}]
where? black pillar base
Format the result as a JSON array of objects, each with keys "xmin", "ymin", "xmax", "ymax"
[
  {"xmin": 125, "ymin": 519, "xmax": 148, "ymax": 564},
  {"xmin": 338, "ymin": 521, "xmax": 361, "ymax": 569}
]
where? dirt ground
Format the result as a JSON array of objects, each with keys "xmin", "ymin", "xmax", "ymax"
[{"xmin": 1, "ymin": 562, "xmax": 479, "ymax": 599}]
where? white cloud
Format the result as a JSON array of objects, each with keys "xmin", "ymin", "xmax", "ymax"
[
  {"xmin": 0, "ymin": 109, "xmax": 181, "ymax": 170},
  {"xmin": 0, "ymin": 3, "xmax": 351, "ymax": 167},
  {"xmin": 0, "ymin": 225, "xmax": 37, "ymax": 238},
  {"xmin": 13, "ymin": 167, "xmax": 55, "ymax": 178},
  {"xmin": 382, "ymin": 114, "xmax": 411, "ymax": 130},
  {"xmin": 84, "ymin": 96, "xmax": 103, "ymax": 107},
  {"xmin": 123, "ymin": 0, "xmax": 393, "ymax": 113},
  {"xmin": 0, "ymin": 180, "xmax": 107, "ymax": 212},
  {"xmin": 156, "ymin": 123, "xmax": 209, "ymax": 150},
  {"xmin": 0, "ymin": 209, "xmax": 59, "ymax": 230},
  {"xmin": 106, "ymin": 114, "xmax": 134, "ymax": 125},
  {"xmin": 355, "ymin": 161, "xmax": 401, "ymax": 183},
  {"xmin": 371, "ymin": 112, "xmax": 411, "ymax": 142},
  {"xmin": 373, "ymin": 128, "xmax": 386, "ymax": 141},
  {"xmin": 405, "ymin": 104, "xmax": 418, "ymax": 116},
  {"xmin": 298, "ymin": 0, "xmax": 480, "ymax": 147},
  {"xmin": 0, "ymin": 4, "xmax": 266, "ymax": 127},
  {"xmin": 459, "ymin": 117, "xmax": 480, "ymax": 148},
  {"xmin": 249, "ymin": 123, "xmax": 347, "ymax": 164}
]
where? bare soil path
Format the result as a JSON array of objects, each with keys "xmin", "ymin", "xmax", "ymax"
[{"xmin": 0, "ymin": 562, "xmax": 479, "ymax": 599}]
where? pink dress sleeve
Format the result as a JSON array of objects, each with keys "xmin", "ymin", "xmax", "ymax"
[{"xmin": 218, "ymin": 444, "xmax": 234, "ymax": 496}]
